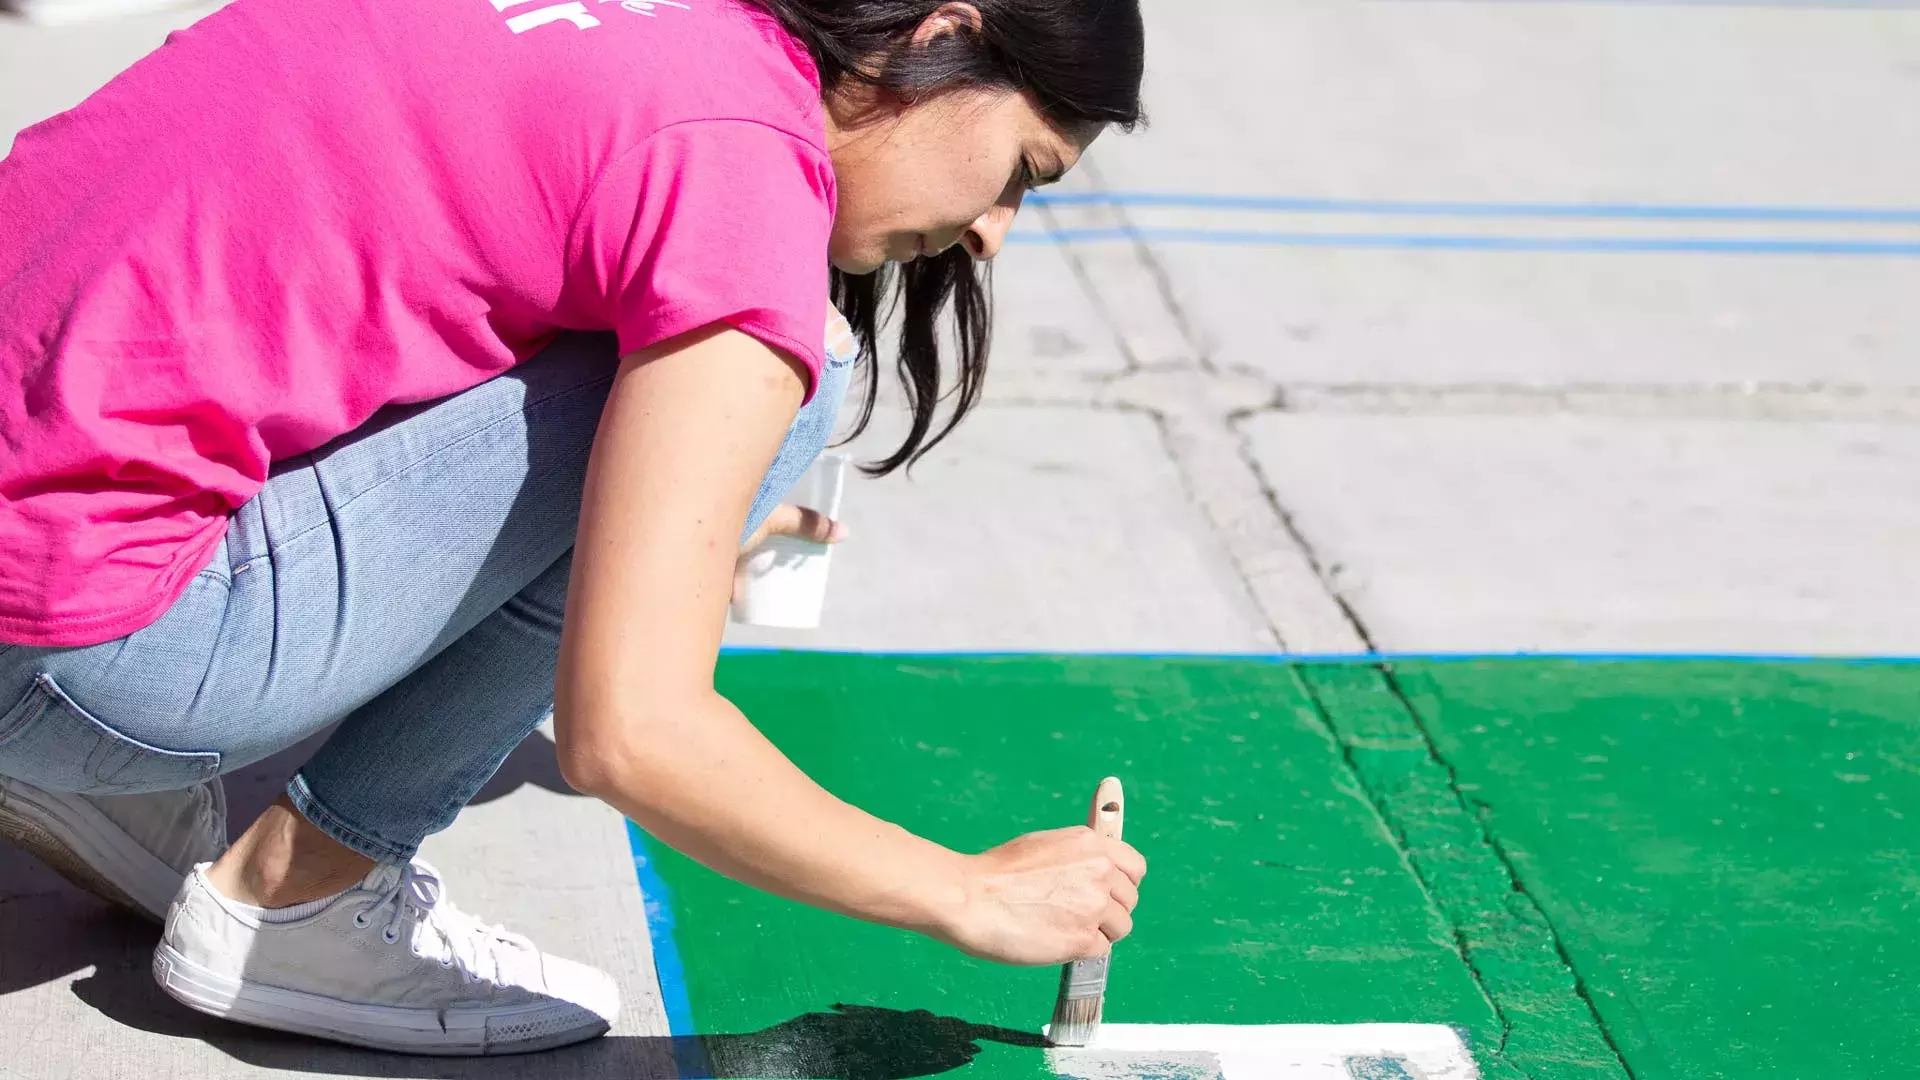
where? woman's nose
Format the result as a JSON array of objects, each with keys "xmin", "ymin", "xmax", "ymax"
[{"xmin": 962, "ymin": 205, "xmax": 1017, "ymax": 262}]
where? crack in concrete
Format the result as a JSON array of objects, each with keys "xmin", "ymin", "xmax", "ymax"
[
  {"xmin": 979, "ymin": 393, "xmax": 1142, "ymax": 412},
  {"xmin": 1035, "ymin": 195, "xmax": 1146, "ymax": 378},
  {"xmin": 1271, "ymin": 380, "xmax": 1920, "ymax": 422},
  {"xmin": 1029, "ymin": 199, "xmax": 1361, "ymax": 653},
  {"xmin": 1288, "ymin": 670, "xmax": 1521, "ymax": 1070},
  {"xmin": 1293, "ymin": 663, "xmax": 1636, "ymax": 1080},
  {"xmin": 1221, "ymin": 409, "xmax": 1374, "ymax": 634},
  {"xmin": 1458, "ymin": 791, "xmax": 1640, "ymax": 1080},
  {"xmin": 1079, "ymin": 158, "xmax": 1220, "ymax": 377},
  {"xmin": 985, "ymin": 368, "xmax": 1920, "ymax": 424},
  {"xmin": 1376, "ymin": 665, "xmax": 1642, "ymax": 1080}
]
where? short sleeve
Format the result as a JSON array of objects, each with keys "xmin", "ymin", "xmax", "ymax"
[{"xmin": 565, "ymin": 120, "xmax": 836, "ymax": 399}]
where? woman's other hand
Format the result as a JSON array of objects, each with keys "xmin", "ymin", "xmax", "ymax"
[{"xmin": 739, "ymin": 503, "xmax": 847, "ymax": 555}]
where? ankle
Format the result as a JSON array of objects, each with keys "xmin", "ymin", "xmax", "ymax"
[
  {"xmin": 208, "ymin": 858, "xmax": 368, "ymax": 910},
  {"xmin": 207, "ymin": 798, "xmax": 376, "ymax": 909}
]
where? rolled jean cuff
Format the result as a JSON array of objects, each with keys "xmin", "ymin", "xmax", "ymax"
[{"xmin": 285, "ymin": 771, "xmax": 416, "ymax": 864}]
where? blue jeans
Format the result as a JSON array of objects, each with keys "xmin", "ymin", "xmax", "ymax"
[{"xmin": 0, "ymin": 330, "xmax": 854, "ymax": 863}]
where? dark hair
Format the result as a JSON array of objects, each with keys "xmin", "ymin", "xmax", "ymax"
[{"xmin": 739, "ymin": 0, "xmax": 1146, "ymax": 474}]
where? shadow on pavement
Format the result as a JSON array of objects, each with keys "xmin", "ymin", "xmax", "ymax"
[
  {"xmin": 683, "ymin": 1005, "xmax": 1049, "ymax": 1080},
  {"xmin": 3, "ymin": 729, "xmax": 1017, "ymax": 1078},
  {"xmin": 0, "ymin": 726, "xmax": 579, "ymax": 1003},
  {"xmin": 52, "ymin": 998, "xmax": 1045, "ymax": 1079}
]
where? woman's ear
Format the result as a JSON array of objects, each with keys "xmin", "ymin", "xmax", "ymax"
[{"xmin": 911, "ymin": 2, "xmax": 984, "ymax": 47}]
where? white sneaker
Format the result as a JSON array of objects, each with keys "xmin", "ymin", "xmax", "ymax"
[
  {"xmin": 0, "ymin": 776, "xmax": 227, "ymax": 921},
  {"xmin": 154, "ymin": 860, "xmax": 620, "ymax": 1055}
]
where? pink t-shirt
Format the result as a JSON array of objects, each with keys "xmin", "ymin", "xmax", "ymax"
[{"xmin": 0, "ymin": 0, "xmax": 836, "ymax": 647}]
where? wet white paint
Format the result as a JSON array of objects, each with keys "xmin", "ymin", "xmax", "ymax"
[{"xmin": 1046, "ymin": 1023, "xmax": 1480, "ymax": 1080}]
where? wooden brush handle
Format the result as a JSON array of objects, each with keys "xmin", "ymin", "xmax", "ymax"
[{"xmin": 1087, "ymin": 776, "xmax": 1124, "ymax": 842}]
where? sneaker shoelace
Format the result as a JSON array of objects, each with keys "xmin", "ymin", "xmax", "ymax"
[{"xmin": 353, "ymin": 862, "xmax": 538, "ymax": 987}]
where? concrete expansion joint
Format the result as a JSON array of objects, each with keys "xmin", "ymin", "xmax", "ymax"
[
  {"xmin": 1464, "ymin": 801, "xmax": 1641, "ymax": 1080},
  {"xmin": 1288, "ymin": 669, "xmax": 1528, "ymax": 1066},
  {"xmin": 1292, "ymin": 664, "xmax": 1640, "ymax": 1080},
  {"xmin": 1099, "ymin": 365, "xmax": 1280, "ymax": 421},
  {"xmin": 1261, "ymin": 379, "xmax": 1920, "ymax": 422},
  {"xmin": 984, "ymin": 362, "xmax": 1281, "ymax": 425},
  {"xmin": 979, "ymin": 360, "xmax": 1366, "ymax": 651},
  {"xmin": 1023, "ymin": 172, "xmax": 1376, "ymax": 652},
  {"xmin": 1384, "ymin": 670, "xmax": 1640, "ymax": 1080},
  {"xmin": 1154, "ymin": 401, "xmax": 1369, "ymax": 653},
  {"xmin": 990, "ymin": 368, "xmax": 1920, "ymax": 425}
]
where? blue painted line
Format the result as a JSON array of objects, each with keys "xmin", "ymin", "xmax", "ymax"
[
  {"xmin": 1007, "ymin": 227, "xmax": 1920, "ymax": 257},
  {"xmin": 719, "ymin": 645, "xmax": 1920, "ymax": 664},
  {"xmin": 1030, "ymin": 191, "xmax": 1920, "ymax": 225},
  {"xmin": 626, "ymin": 822, "xmax": 697, "ymax": 1037}
]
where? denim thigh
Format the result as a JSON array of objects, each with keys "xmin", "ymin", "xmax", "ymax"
[{"xmin": 0, "ymin": 328, "xmax": 854, "ymax": 796}]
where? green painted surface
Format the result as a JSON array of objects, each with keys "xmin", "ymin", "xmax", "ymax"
[
  {"xmin": 1396, "ymin": 659, "xmax": 1920, "ymax": 1080},
  {"xmin": 637, "ymin": 654, "xmax": 1920, "ymax": 1079},
  {"xmin": 643, "ymin": 655, "xmax": 1502, "ymax": 1078}
]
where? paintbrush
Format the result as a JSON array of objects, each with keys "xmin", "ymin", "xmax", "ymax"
[{"xmin": 1048, "ymin": 775, "xmax": 1125, "ymax": 1048}]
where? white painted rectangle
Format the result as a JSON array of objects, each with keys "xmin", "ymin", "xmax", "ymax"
[{"xmin": 1047, "ymin": 1023, "xmax": 1480, "ymax": 1080}]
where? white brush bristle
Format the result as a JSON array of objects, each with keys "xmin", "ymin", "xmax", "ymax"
[
  {"xmin": 1049, "ymin": 993, "xmax": 1105, "ymax": 1047},
  {"xmin": 1050, "ymin": 954, "xmax": 1110, "ymax": 1046}
]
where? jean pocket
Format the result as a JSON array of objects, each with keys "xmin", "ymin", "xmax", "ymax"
[{"xmin": 0, "ymin": 674, "xmax": 220, "ymax": 794}]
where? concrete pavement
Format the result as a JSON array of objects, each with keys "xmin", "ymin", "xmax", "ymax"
[{"xmin": 5, "ymin": 0, "xmax": 1919, "ymax": 1075}]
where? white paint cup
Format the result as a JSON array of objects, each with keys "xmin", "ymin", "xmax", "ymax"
[{"xmin": 730, "ymin": 454, "xmax": 849, "ymax": 630}]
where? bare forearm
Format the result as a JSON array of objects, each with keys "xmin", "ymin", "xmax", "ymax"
[
  {"xmin": 550, "ymin": 331, "xmax": 1143, "ymax": 966},
  {"xmin": 566, "ymin": 692, "xmax": 966, "ymax": 936}
]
